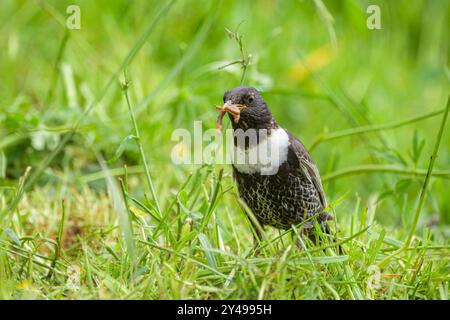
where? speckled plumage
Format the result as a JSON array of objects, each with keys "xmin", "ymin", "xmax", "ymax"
[
  {"xmin": 223, "ymin": 86, "xmax": 331, "ymax": 237},
  {"xmin": 233, "ymin": 131, "xmax": 327, "ymax": 230}
]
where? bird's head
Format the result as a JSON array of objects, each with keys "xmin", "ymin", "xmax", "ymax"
[{"xmin": 222, "ymin": 86, "xmax": 276, "ymax": 130}]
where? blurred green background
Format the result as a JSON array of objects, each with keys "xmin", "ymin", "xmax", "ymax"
[{"xmin": 1, "ymin": 0, "xmax": 448, "ymax": 225}]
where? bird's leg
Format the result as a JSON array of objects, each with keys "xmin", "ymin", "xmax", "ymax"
[
  {"xmin": 291, "ymin": 230, "xmax": 307, "ymax": 250},
  {"xmin": 318, "ymin": 221, "xmax": 343, "ymax": 254},
  {"xmin": 293, "ymin": 232, "xmax": 318, "ymax": 250},
  {"xmin": 291, "ymin": 217, "xmax": 324, "ymax": 250},
  {"xmin": 249, "ymin": 218, "xmax": 265, "ymax": 251},
  {"xmin": 292, "ymin": 219, "xmax": 315, "ymax": 250},
  {"xmin": 296, "ymin": 221, "xmax": 342, "ymax": 253},
  {"xmin": 253, "ymin": 228, "xmax": 263, "ymax": 250},
  {"xmin": 295, "ymin": 239, "xmax": 304, "ymax": 250}
]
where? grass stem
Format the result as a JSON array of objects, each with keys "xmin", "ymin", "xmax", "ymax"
[
  {"xmin": 122, "ymin": 72, "xmax": 161, "ymax": 217},
  {"xmin": 378, "ymin": 95, "xmax": 450, "ymax": 268},
  {"xmin": 309, "ymin": 108, "xmax": 446, "ymax": 152},
  {"xmin": 322, "ymin": 165, "xmax": 450, "ymax": 182}
]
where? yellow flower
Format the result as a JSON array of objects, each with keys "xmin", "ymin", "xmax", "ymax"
[
  {"xmin": 289, "ymin": 44, "xmax": 337, "ymax": 82},
  {"xmin": 17, "ymin": 279, "xmax": 30, "ymax": 289}
]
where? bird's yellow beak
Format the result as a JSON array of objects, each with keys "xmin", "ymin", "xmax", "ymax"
[
  {"xmin": 217, "ymin": 100, "xmax": 246, "ymax": 115},
  {"xmin": 225, "ymin": 100, "xmax": 246, "ymax": 110}
]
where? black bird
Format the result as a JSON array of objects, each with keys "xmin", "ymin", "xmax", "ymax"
[{"xmin": 217, "ymin": 86, "xmax": 332, "ymax": 245}]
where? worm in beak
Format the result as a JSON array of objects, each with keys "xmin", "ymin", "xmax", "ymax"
[{"xmin": 215, "ymin": 100, "xmax": 246, "ymax": 133}]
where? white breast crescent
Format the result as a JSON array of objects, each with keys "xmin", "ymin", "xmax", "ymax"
[{"xmin": 232, "ymin": 128, "xmax": 290, "ymax": 175}]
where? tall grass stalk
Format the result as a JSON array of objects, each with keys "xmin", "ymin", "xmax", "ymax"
[
  {"xmin": 46, "ymin": 200, "xmax": 66, "ymax": 280},
  {"xmin": 309, "ymin": 108, "xmax": 446, "ymax": 151},
  {"xmin": 97, "ymin": 151, "xmax": 137, "ymax": 261},
  {"xmin": 44, "ymin": 29, "xmax": 69, "ymax": 108},
  {"xmin": 378, "ymin": 95, "xmax": 450, "ymax": 268},
  {"xmin": 405, "ymin": 96, "xmax": 450, "ymax": 246},
  {"xmin": 220, "ymin": 23, "xmax": 252, "ymax": 85},
  {"xmin": 80, "ymin": 164, "xmax": 450, "ymax": 184},
  {"xmin": 322, "ymin": 164, "xmax": 450, "ymax": 182},
  {"xmin": 122, "ymin": 72, "xmax": 161, "ymax": 217}
]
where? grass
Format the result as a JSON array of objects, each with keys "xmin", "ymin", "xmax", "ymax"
[{"xmin": 0, "ymin": 0, "xmax": 449, "ymax": 299}]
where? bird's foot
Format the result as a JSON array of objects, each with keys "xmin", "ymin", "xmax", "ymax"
[{"xmin": 295, "ymin": 239, "xmax": 304, "ymax": 251}]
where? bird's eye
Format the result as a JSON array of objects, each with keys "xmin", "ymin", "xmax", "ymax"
[{"xmin": 247, "ymin": 96, "xmax": 254, "ymax": 104}]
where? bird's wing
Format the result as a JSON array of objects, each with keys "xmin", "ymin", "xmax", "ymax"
[{"xmin": 288, "ymin": 133, "xmax": 327, "ymax": 209}]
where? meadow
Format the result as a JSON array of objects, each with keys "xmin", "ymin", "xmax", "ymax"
[{"xmin": 0, "ymin": 0, "xmax": 449, "ymax": 299}]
